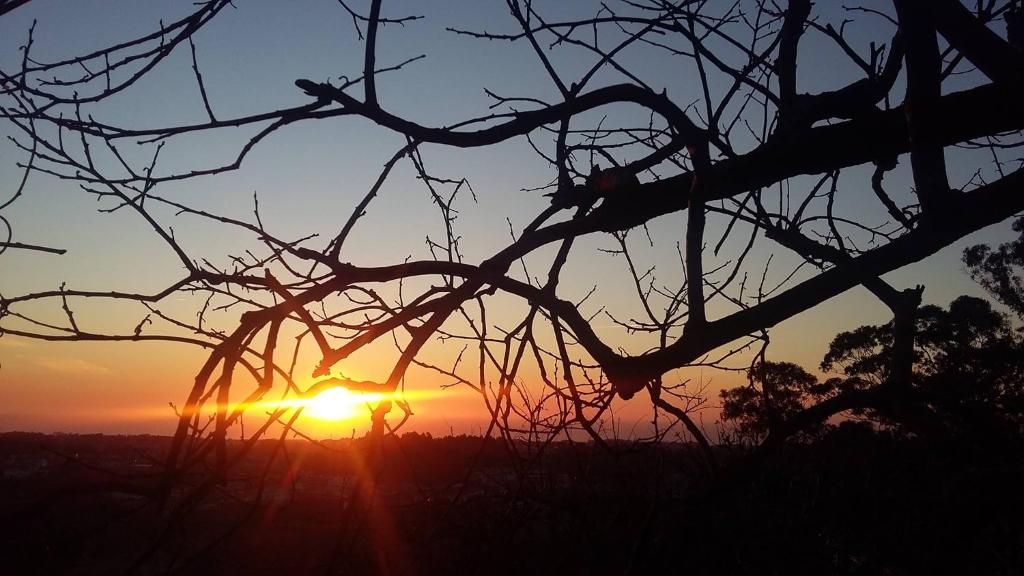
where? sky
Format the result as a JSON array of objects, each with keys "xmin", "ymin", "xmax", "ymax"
[{"xmin": 0, "ymin": 0, "xmax": 1019, "ymax": 438}]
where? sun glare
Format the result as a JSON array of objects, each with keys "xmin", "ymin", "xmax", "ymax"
[{"xmin": 303, "ymin": 387, "xmax": 383, "ymax": 421}]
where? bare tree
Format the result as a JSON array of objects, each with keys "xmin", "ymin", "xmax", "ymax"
[{"xmin": 2, "ymin": 0, "xmax": 1023, "ymax": 500}]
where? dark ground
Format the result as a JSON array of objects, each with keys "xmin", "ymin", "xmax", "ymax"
[{"xmin": 0, "ymin": 428, "xmax": 1021, "ymax": 575}]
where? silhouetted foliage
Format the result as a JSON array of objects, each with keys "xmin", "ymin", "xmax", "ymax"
[
  {"xmin": 720, "ymin": 361, "xmax": 830, "ymax": 441},
  {"xmin": 964, "ymin": 215, "xmax": 1024, "ymax": 320},
  {"xmin": 721, "ymin": 296, "xmax": 1024, "ymax": 442},
  {"xmin": 823, "ymin": 295, "xmax": 1024, "ymax": 437}
]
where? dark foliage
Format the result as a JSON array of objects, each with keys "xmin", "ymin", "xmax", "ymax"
[
  {"xmin": 720, "ymin": 361, "xmax": 830, "ymax": 440},
  {"xmin": 824, "ymin": 295, "xmax": 1024, "ymax": 437},
  {"xmin": 721, "ymin": 295, "xmax": 1024, "ymax": 443},
  {"xmin": 964, "ymin": 216, "xmax": 1024, "ymax": 320}
]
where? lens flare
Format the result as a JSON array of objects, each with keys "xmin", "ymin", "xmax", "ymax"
[{"xmin": 303, "ymin": 387, "xmax": 384, "ymax": 421}]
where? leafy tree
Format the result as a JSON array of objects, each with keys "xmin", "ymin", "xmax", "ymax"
[
  {"xmin": 720, "ymin": 361, "xmax": 831, "ymax": 441},
  {"xmin": 722, "ymin": 295, "xmax": 1024, "ymax": 443},
  {"xmin": 964, "ymin": 216, "xmax": 1024, "ymax": 320},
  {"xmin": 822, "ymin": 295, "xmax": 1024, "ymax": 437}
]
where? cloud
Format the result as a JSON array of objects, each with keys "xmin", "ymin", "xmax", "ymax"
[{"xmin": 33, "ymin": 357, "xmax": 113, "ymax": 375}]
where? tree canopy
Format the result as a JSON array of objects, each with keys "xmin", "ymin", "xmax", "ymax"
[
  {"xmin": 722, "ymin": 295, "xmax": 1024, "ymax": 442},
  {"xmin": 965, "ymin": 216, "xmax": 1024, "ymax": 320}
]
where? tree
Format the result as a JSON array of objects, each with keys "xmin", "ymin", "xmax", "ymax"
[
  {"xmin": 964, "ymin": 216, "xmax": 1024, "ymax": 320},
  {"xmin": 2, "ymin": 0, "xmax": 1024, "ymax": 487},
  {"xmin": 720, "ymin": 360, "xmax": 828, "ymax": 441},
  {"xmin": 721, "ymin": 295, "xmax": 1024, "ymax": 445},
  {"xmin": 822, "ymin": 295, "xmax": 1024, "ymax": 438}
]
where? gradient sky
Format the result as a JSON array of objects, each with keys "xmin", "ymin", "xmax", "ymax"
[{"xmin": 0, "ymin": 0, "xmax": 1018, "ymax": 438}]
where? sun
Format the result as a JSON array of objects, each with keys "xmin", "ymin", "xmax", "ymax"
[{"xmin": 303, "ymin": 387, "xmax": 383, "ymax": 421}]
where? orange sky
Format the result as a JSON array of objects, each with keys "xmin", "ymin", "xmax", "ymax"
[{"xmin": 0, "ymin": 263, "xmax": 990, "ymax": 439}]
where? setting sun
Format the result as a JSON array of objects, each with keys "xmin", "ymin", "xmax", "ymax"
[{"xmin": 302, "ymin": 387, "xmax": 384, "ymax": 422}]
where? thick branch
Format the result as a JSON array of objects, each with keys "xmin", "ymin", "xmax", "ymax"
[
  {"xmin": 895, "ymin": 0, "xmax": 953, "ymax": 214},
  {"xmin": 933, "ymin": 0, "xmax": 1024, "ymax": 88}
]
